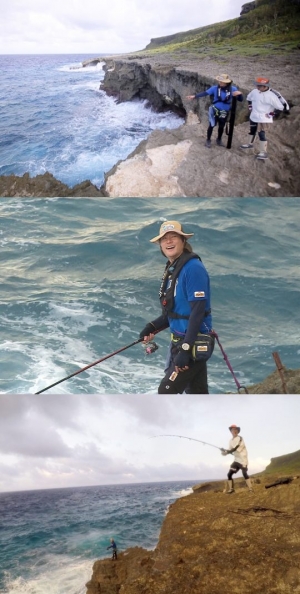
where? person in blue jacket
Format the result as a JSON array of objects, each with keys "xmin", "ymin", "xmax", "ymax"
[
  {"xmin": 139, "ymin": 220, "xmax": 213, "ymax": 394},
  {"xmin": 107, "ymin": 538, "xmax": 118, "ymax": 560},
  {"xmin": 187, "ymin": 73, "xmax": 243, "ymax": 147}
]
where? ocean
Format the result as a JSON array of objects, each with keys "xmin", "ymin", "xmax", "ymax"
[
  {"xmin": 0, "ymin": 480, "xmax": 194, "ymax": 594},
  {"xmin": 0, "ymin": 196, "xmax": 299, "ymax": 394},
  {"xmin": 0, "ymin": 54, "xmax": 183, "ymax": 189}
]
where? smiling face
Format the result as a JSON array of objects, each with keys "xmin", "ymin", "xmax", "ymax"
[{"xmin": 159, "ymin": 232, "xmax": 185, "ymax": 262}]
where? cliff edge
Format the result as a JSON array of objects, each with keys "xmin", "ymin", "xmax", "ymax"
[{"xmin": 86, "ymin": 468, "xmax": 300, "ymax": 594}]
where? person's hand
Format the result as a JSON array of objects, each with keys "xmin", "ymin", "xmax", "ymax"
[
  {"xmin": 186, "ymin": 95, "xmax": 195, "ymax": 100},
  {"xmin": 174, "ymin": 349, "xmax": 191, "ymax": 372},
  {"xmin": 232, "ymin": 90, "xmax": 242, "ymax": 96},
  {"xmin": 139, "ymin": 323, "xmax": 155, "ymax": 342},
  {"xmin": 221, "ymin": 448, "xmax": 228, "ymax": 456}
]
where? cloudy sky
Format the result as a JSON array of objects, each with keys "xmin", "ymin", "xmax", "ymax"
[
  {"xmin": 1, "ymin": 392, "xmax": 299, "ymax": 493},
  {"xmin": 2, "ymin": 0, "xmax": 245, "ymax": 55}
]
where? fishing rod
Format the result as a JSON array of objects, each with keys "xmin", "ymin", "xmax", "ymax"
[
  {"xmin": 150, "ymin": 435, "xmax": 222, "ymax": 450},
  {"xmin": 35, "ymin": 331, "xmax": 162, "ymax": 394},
  {"xmin": 226, "ymin": 95, "xmax": 237, "ymax": 149}
]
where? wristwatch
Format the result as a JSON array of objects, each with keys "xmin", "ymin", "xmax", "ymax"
[{"xmin": 181, "ymin": 343, "xmax": 190, "ymax": 351}]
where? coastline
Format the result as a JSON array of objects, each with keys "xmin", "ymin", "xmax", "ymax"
[
  {"xmin": 1, "ymin": 51, "xmax": 299, "ymax": 198},
  {"xmin": 86, "ymin": 471, "xmax": 300, "ymax": 594}
]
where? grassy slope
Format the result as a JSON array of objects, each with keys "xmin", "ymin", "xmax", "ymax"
[
  {"xmin": 138, "ymin": 0, "xmax": 300, "ymax": 57},
  {"xmin": 262, "ymin": 449, "xmax": 300, "ymax": 475}
]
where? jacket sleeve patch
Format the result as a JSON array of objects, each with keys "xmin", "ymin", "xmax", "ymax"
[{"xmin": 194, "ymin": 291, "xmax": 205, "ymax": 297}]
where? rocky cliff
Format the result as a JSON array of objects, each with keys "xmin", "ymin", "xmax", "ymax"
[
  {"xmin": 86, "ymin": 470, "xmax": 300, "ymax": 594},
  {"xmin": 100, "ymin": 53, "xmax": 299, "ymax": 198}
]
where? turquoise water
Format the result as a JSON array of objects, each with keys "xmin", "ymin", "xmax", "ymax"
[
  {"xmin": 0, "ymin": 54, "xmax": 183, "ymax": 188},
  {"xmin": 0, "ymin": 480, "xmax": 194, "ymax": 594},
  {"xmin": 1, "ymin": 197, "xmax": 299, "ymax": 394}
]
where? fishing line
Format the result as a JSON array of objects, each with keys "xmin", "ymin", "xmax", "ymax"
[{"xmin": 150, "ymin": 435, "xmax": 222, "ymax": 450}]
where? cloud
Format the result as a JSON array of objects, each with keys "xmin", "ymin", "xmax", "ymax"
[
  {"xmin": 1, "ymin": 393, "xmax": 299, "ymax": 493},
  {"xmin": 1, "ymin": 0, "xmax": 244, "ymax": 54}
]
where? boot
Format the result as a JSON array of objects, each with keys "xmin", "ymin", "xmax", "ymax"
[
  {"xmin": 256, "ymin": 140, "xmax": 268, "ymax": 160},
  {"xmin": 245, "ymin": 478, "xmax": 253, "ymax": 492},
  {"xmin": 225, "ymin": 479, "xmax": 235, "ymax": 494},
  {"xmin": 205, "ymin": 139, "xmax": 211, "ymax": 148}
]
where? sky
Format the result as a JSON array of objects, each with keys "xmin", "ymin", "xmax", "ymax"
[
  {"xmin": 2, "ymin": 0, "xmax": 245, "ymax": 55},
  {"xmin": 1, "ymin": 392, "xmax": 299, "ymax": 493}
]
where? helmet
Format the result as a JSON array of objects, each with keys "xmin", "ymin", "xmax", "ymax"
[
  {"xmin": 255, "ymin": 77, "xmax": 270, "ymax": 87},
  {"xmin": 229, "ymin": 424, "xmax": 240, "ymax": 433}
]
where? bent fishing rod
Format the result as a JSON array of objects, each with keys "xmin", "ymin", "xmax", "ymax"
[
  {"xmin": 35, "ymin": 331, "xmax": 162, "ymax": 394},
  {"xmin": 150, "ymin": 435, "xmax": 222, "ymax": 450}
]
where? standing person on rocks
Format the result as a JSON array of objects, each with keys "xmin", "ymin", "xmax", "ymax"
[
  {"xmin": 240, "ymin": 76, "xmax": 289, "ymax": 160},
  {"xmin": 221, "ymin": 424, "xmax": 253, "ymax": 494},
  {"xmin": 186, "ymin": 74, "xmax": 243, "ymax": 148},
  {"xmin": 107, "ymin": 538, "xmax": 118, "ymax": 560},
  {"xmin": 139, "ymin": 220, "xmax": 214, "ymax": 394}
]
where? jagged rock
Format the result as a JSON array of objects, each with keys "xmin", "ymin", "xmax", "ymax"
[
  {"xmin": 0, "ymin": 172, "xmax": 104, "ymax": 197},
  {"xmin": 247, "ymin": 367, "xmax": 300, "ymax": 394},
  {"xmin": 100, "ymin": 53, "xmax": 299, "ymax": 197}
]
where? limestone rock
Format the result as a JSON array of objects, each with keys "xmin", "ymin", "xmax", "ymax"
[{"xmin": 105, "ymin": 140, "xmax": 191, "ymax": 197}]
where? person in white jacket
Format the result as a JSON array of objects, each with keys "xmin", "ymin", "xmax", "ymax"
[
  {"xmin": 240, "ymin": 76, "xmax": 289, "ymax": 159},
  {"xmin": 221, "ymin": 424, "xmax": 253, "ymax": 494}
]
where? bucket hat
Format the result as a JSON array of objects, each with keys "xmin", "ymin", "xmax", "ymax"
[
  {"xmin": 150, "ymin": 221, "xmax": 194, "ymax": 244},
  {"xmin": 229, "ymin": 424, "xmax": 241, "ymax": 433},
  {"xmin": 216, "ymin": 73, "xmax": 232, "ymax": 84}
]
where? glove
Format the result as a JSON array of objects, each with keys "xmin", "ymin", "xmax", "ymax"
[
  {"xmin": 139, "ymin": 322, "xmax": 155, "ymax": 340},
  {"xmin": 221, "ymin": 448, "xmax": 228, "ymax": 456},
  {"xmin": 173, "ymin": 348, "xmax": 191, "ymax": 369}
]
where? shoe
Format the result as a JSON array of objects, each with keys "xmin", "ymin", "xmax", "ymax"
[
  {"xmin": 216, "ymin": 138, "xmax": 224, "ymax": 146},
  {"xmin": 205, "ymin": 139, "xmax": 211, "ymax": 148},
  {"xmin": 226, "ymin": 489, "xmax": 235, "ymax": 494},
  {"xmin": 256, "ymin": 151, "xmax": 268, "ymax": 160},
  {"xmin": 240, "ymin": 143, "xmax": 254, "ymax": 149}
]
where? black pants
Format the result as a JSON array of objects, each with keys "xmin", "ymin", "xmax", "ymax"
[
  {"xmin": 207, "ymin": 115, "xmax": 228, "ymax": 140},
  {"xmin": 158, "ymin": 348, "xmax": 208, "ymax": 394},
  {"xmin": 228, "ymin": 462, "xmax": 249, "ymax": 480}
]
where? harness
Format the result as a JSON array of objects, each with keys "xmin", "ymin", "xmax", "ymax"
[
  {"xmin": 159, "ymin": 251, "xmax": 211, "ymax": 321},
  {"xmin": 212, "ymin": 85, "xmax": 232, "ymax": 119}
]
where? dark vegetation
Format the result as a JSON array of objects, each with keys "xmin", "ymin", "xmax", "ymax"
[{"xmin": 140, "ymin": 0, "xmax": 300, "ymax": 56}]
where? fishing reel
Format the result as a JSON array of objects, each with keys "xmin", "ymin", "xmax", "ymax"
[{"xmin": 142, "ymin": 341, "xmax": 159, "ymax": 355}]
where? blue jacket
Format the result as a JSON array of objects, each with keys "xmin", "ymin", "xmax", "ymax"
[{"xmin": 195, "ymin": 85, "xmax": 243, "ymax": 112}]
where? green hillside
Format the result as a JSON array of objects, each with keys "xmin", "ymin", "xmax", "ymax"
[
  {"xmin": 262, "ymin": 449, "xmax": 300, "ymax": 475},
  {"xmin": 140, "ymin": 0, "xmax": 300, "ymax": 56}
]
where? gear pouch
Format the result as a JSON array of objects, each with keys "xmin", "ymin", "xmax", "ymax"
[{"xmin": 191, "ymin": 333, "xmax": 215, "ymax": 362}]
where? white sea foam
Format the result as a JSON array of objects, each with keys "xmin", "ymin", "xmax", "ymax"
[{"xmin": 3, "ymin": 555, "xmax": 92, "ymax": 594}]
